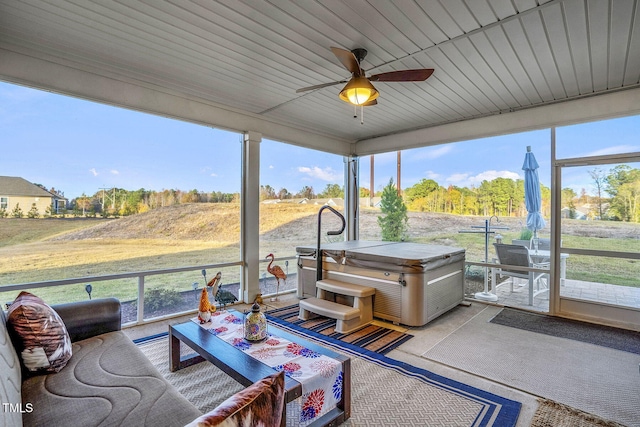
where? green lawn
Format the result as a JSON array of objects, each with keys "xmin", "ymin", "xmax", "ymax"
[
  {"xmin": 1, "ymin": 210, "xmax": 638, "ymax": 308},
  {"xmin": 413, "ymin": 232, "xmax": 640, "ymax": 288}
]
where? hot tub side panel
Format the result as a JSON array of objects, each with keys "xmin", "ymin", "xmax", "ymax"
[
  {"xmin": 296, "ymin": 252, "xmax": 465, "ymax": 326},
  {"xmin": 422, "ymin": 260, "xmax": 465, "ymax": 324}
]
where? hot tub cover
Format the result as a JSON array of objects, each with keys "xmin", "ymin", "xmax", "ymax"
[{"xmin": 297, "ymin": 241, "xmax": 465, "ymax": 273}]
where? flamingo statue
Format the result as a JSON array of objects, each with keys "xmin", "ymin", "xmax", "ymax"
[{"xmin": 265, "ymin": 253, "xmax": 286, "ymax": 301}]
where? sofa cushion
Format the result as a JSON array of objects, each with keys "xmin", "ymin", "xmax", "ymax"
[
  {"xmin": 185, "ymin": 371, "xmax": 285, "ymax": 427},
  {"xmin": 0, "ymin": 308, "xmax": 23, "ymax": 427},
  {"xmin": 22, "ymin": 330, "xmax": 202, "ymax": 427},
  {"xmin": 7, "ymin": 291, "xmax": 72, "ymax": 374}
]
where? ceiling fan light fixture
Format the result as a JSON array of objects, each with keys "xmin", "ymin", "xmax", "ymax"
[{"xmin": 339, "ymin": 76, "xmax": 379, "ymax": 106}]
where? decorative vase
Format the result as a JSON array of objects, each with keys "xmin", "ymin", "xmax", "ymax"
[{"xmin": 244, "ymin": 302, "xmax": 267, "ymax": 342}]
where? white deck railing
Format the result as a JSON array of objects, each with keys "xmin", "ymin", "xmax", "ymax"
[{"xmin": 1, "ymin": 256, "xmax": 298, "ymax": 327}]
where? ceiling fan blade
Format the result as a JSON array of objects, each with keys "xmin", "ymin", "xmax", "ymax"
[
  {"xmin": 369, "ymin": 69, "xmax": 434, "ymax": 82},
  {"xmin": 296, "ymin": 80, "xmax": 347, "ymax": 93},
  {"xmin": 330, "ymin": 47, "xmax": 362, "ymax": 76}
]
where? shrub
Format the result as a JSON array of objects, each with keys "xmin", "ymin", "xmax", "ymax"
[
  {"xmin": 12, "ymin": 203, "xmax": 23, "ymax": 218},
  {"xmin": 518, "ymin": 228, "xmax": 533, "ymax": 240},
  {"xmin": 143, "ymin": 288, "xmax": 183, "ymax": 313},
  {"xmin": 27, "ymin": 203, "xmax": 40, "ymax": 218}
]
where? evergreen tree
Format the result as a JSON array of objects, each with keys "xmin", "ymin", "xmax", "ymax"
[
  {"xmin": 27, "ymin": 203, "xmax": 40, "ymax": 218},
  {"xmin": 377, "ymin": 178, "xmax": 408, "ymax": 241},
  {"xmin": 12, "ymin": 203, "xmax": 23, "ymax": 218}
]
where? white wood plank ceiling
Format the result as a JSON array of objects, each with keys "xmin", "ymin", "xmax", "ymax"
[{"xmin": 1, "ymin": 0, "xmax": 639, "ymax": 155}]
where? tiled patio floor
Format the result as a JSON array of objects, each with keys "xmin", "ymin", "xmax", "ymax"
[{"xmin": 486, "ymin": 277, "xmax": 640, "ymax": 313}]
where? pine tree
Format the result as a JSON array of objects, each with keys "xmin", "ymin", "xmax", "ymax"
[
  {"xmin": 12, "ymin": 203, "xmax": 23, "ymax": 218},
  {"xmin": 27, "ymin": 203, "xmax": 40, "ymax": 218},
  {"xmin": 377, "ymin": 178, "xmax": 408, "ymax": 241}
]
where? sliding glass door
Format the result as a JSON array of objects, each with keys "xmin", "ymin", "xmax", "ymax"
[{"xmin": 554, "ymin": 120, "xmax": 640, "ymax": 327}]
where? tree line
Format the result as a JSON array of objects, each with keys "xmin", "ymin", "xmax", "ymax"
[
  {"xmin": 259, "ymin": 183, "xmax": 343, "ymax": 201},
  {"xmin": 6, "ymin": 164, "xmax": 637, "ymax": 222},
  {"xmin": 68, "ymin": 183, "xmax": 346, "ymax": 217},
  {"xmin": 72, "ymin": 188, "xmax": 240, "ymax": 217},
  {"xmin": 402, "ymin": 177, "xmax": 546, "ymax": 217},
  {"xmin": 401, "ymin": 165, "xmax": 640, "ymax": 223}
]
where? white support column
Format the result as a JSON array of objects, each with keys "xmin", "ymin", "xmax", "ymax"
[
  {"xmin": 550, "ymin": 127, "xmax": 560, "ymax": 315},
  {"xmin": 241, "ymin": 131, "xmax": 261, "ymax": 303},
  {"xmin": 344, "ymin": 155, "xmax": 359, "ymax": 241}
]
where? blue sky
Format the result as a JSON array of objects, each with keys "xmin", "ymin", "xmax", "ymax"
[{"xmin": 2, "ymin": 81, "xmax": 638, "ymax": 200}]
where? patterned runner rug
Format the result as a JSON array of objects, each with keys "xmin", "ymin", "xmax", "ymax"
[
  {"xmin": 137, "ymin": 326, "xmax": 521, "ymax": 426},
  {"xmin": 265, "ymin": 304, "xmax": 413, "ymax": 355},
  {"xmin": 530, "ymin": 399, "xmax": 628, "ymax": 427}
]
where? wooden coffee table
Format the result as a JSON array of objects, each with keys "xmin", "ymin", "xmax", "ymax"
[{"xmin": 169, "ymin": 310, "xmax": 351, "ymax": 427}]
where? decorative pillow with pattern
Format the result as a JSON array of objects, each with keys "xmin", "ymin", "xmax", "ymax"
[
  {"xmin": 185, "ymin": 371, "xmax": 285, "ymax": 427},
  {"xmin": 7, "ymin": 291, "xmax": 72, "ymax": 374}
]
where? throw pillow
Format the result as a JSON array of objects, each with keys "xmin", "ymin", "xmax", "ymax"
[
  {"xmin": 7, "ymin": 291, "xmax": 72, "ymax": 374},
  {"xmin": 185, "ymin": 371, "xmax": 285, "ymax": 427}
]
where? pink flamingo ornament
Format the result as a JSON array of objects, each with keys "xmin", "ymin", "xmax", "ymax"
[{"xmin": 265, "ymin": 253, "xmax": 286, "ymax": 301}]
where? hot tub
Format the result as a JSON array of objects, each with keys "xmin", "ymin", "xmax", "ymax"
[{"xmin": 296, "ymin": 241, "xmax": 465, "ymax": 327}]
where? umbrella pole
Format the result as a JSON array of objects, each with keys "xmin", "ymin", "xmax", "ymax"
[{"xmin": 474, "ymin": 219, "xmax": 498, "ymax": 302}]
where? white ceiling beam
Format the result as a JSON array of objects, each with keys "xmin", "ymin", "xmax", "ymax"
[
  {"xmin": 355, "ymin": 86, "xmax": 640, "ymax": 155},
  {"xmin": 0, "ymin": 48, "xmax": 354, "ymax": 156}
]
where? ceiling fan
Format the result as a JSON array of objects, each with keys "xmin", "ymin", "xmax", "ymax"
[{"xmin": 296, "ymin": 47, "xmax": 434, "ymax": 107}]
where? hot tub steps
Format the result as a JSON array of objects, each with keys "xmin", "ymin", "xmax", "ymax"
[{"xmin": 298, "ymin": 279, "xmax": 375, "ymax": 334}]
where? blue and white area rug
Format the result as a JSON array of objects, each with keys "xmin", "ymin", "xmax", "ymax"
[
  {"xmin": 265, "ymin": 313, "xmax": 521, "ymax": 427},
  {"xmin": 137, "ymin": 327, "xmax": 521, "ymax": 427}
]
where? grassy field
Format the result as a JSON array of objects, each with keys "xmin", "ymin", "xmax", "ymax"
[
  {"xmin": 1, "ymin": 203, "xmax": 638, "ymax": 305},
  {"xmin": 0, "ymin": 217, "xmax": 104, "ymax": 247}
]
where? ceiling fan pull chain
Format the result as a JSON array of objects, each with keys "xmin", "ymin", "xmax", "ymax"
[
  {"xmin": 361, "ymin": 105, "xmax": 364, "ymax": 125},
  {"xmin": 353, "ymin": 105, "xmax": 357, "ymax": 119}
]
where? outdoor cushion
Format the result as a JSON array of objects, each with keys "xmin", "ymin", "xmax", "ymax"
[
  {"xmin": 6, "ymin": 291, "xmax": 72, "ymax": 374},
  {"xmin": 185, "ymin": 371, "xmax": 285, "ymax": 427},
  {"xmin": 22, "ymin": 330, "xmax": 202, "ymax": 427}
]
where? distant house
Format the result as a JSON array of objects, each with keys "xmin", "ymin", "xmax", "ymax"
[
  {"xmin": 560, "ymin": 207, "xmax": 587, "ymax": 220},
  {"xmin": 0, "ymin": 176, "xmax": 67, "ymax": 216},
  {"xmin": 311, "ymin": 198, "xmax": 344, "ymax": 207},
  {"xmin": 360, "ymin": 197, "xmax": 382, "ymax": 208},
  {"xmin": 261, "ymin": 198, "xmax": 281, "ymax": 204},
  {"xmin": 261, "ymin": 198, "xmax": 311, "ymax": 204}
]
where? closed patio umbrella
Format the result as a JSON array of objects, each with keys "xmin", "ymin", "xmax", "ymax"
[{"xmin": 523, "ymin": 146, "xmax": 546, "ymax": 251}]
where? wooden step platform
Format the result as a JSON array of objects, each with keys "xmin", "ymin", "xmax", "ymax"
[
  {"xmin": 316, "ymin": 279, "xmax": 376, "ymax": 298},
  {"xmin": 298, "ymin": 279, "xmax": 375, "ymax": 334}
]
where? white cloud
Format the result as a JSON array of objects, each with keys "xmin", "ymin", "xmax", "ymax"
[
  {"xmin": 297, "ymin": 166, "xmax": 341, "ymax": 182},
  {"xmin": 210, "ymin": 173, "xmax": 218, "ymax": 177},
  {"xmin": 269, "ymin": 165, "xmax": 274, "ymax": 169},
  {"xmin": 110, "ymin": 170, "xmax": 119, "ymax": 175},
  {"xmin": 89, "ymin": 168, "xmax": 98, "ymax": 176},
  {"xmin": 469, "ymin": 170, "xmax": 520, "ymax": 184},
  {"xmin": 445, "ymin": 173, "xmax": 470, "ymax": 184},
  {"xmin": 445, "ymin": 170, "xmax": 520, "ymax": 187},
  {"xmin": 424, "ymin": 170, "xmax": 441, "ymax": 180},
  {"xmin": 585, "ymin": 145, "xmax": 639, "ymax": 157}
]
